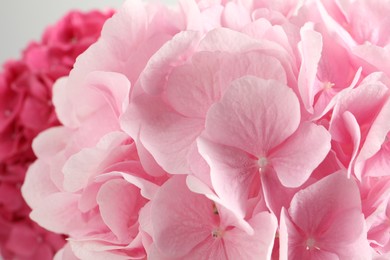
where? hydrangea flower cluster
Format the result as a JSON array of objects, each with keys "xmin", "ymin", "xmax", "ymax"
[
  {"xmin": 0, "ymin": 10, "xmax": 113, "ymax": 259},
  {"xmin": 20, "ymin": 0, "xmax": 390, "ymax": 259}
]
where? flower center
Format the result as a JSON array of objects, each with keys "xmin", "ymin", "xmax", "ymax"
[
  {"xmin": 258, "ymin": 157, "xmax": 268, "ymax": 169},
  {"xmin": 305, "ymin": 237, "xmax": 320, "ymax": 251},
  {"xmin": 323, "ymin": 82, "xmax": 335, "ymax": 90},
  {"xmin": 212, "ymin": 203, "xmax": 219, "ymax": 215},
  {"xmin": 211, "ymin": 228, "xmax": 224, "ymax": 238}
]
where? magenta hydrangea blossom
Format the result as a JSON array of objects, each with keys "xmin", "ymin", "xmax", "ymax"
[{"xmin": 0, "ymin": 9, "xmax": 113, "ymax": 260}]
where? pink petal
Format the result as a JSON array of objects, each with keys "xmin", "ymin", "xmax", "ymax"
[
  {"xmin": 204, "ymin": 76, "xmax": 300, "ymax": 157},
  {"xmin": 223, "ymin": 212, "xmax": 277, "ymax": 260},
  {"xmin": 298, "ymin": 23, "xmax": 323, "ymax": 113},
  {"xmin": 197, "ymin": 137, "xmax": 259, "ymax": 219},
  {"xmin": 221, "ymin": 2, "xmax": 251, "ymax": 30},
  {"xmin": 165, "ymin": 51, "xmax": 287, "ymax": 119},
  {"xmin": 288, "ymin": 172, "xmax": 361, "ymax": 238},
  {"xmin": 32, "ymin": 126, "xmax": 72, "ymax": 160},
  {"xmin": 54, "ymin": 243, "xmax": 79, "ymax": 260},
  {"xmin": 199, "ymin": 28, "xmax": 261, "ymax": 52},
  {"xmin": 29, "ymin": 192, "xmax": 84, "ymax": 234},
  {"xmin": 140, "ymin": 31, "xmax": 202, "ymax": 95},
  {"xmin": 62, "ymin": 131, "xmax": 129, "ymax": 192},
  {"xmin": 22, "ymin": 160, "xmax": 59, "ymax": 209},
  {"xmin": 260, "ymin": 168, "xmax": 303, "ymax": 218},
  {"xmin": 121, "ymin": 94, "xmax": 204, "ymax": 174},
  {"xmin": 270, "ymin": 122, "xmax": 331, "ymax": 187},
  {"xmin": 340, "ymin": 111, "xmax": 361, "ymax": 178},
  {"xmin": 54, "ymin": 71, "xmax": 130, "ymax": 128},
  {"xmin": 353, "ymin": 44, "xmax": 390, "ymax": 76},
  {"xmin": 355, "ymin": 98, "xmax": 390, "ymax": 178},
  {"xmin": 330, "ymin": 79, "xmax": 388, "ymax": 143},
  {"xmin": 151, "ymin": 176, "xmax": 217, "ymax": 258},
  {"xmin": 287, "ymin": 172, "xmax": 371, "ymax": 258},
  {"xmin": 101, "ymin": 171, "xmax": 160, "ymax": 200},
  {"xmin": 363, "ymin": 146, "xmax": 390, "ymax": 178},
  {"xmin": 96, "ymin": 179, "xmax": 141, "ymax": 242}
]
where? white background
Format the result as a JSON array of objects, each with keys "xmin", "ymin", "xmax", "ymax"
[{"xmin": 0, "ymin": 0, "xmax": 178, "ymax": 65}]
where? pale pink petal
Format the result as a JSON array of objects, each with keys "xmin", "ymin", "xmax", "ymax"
[
  {"xmin": 286, "ymin": 172, "xmax": 371, "ymax": 258},
  {"xmin": 140, "ymin": 31, "xmax": 202, "ymax": 95},
  {"xmin": 151, "ymin": 176, "xmax": 217, "ymax": 258},
  {"xmin": 340, "ymin": 111, "xmax": 361, "ymax": 178},
  {"xmin": 270, "ymin": 122, "xmax": 331, "ymax": 187},
  {"xmin": 69, "ymin": 240, "xmax": 136, "ymax": 260},
  {"xmin": 29, "ymin": 193, "xmax": 84, "ymax": 234},
  {"xmin": 165, "ymin": 51, "xmax": 287, "ymax": 118},
  {"xmin": 315, "ymin": 0, "xmax": 357, "ymax": 48},
  {"xmin": 355, "ymin": 98, "xmax": 390, "ymax": 178},
  {"xmin": 330, "ymin": 83, "xmax": 388, "ymax": 142},
  {"xmin": 204, "ymin": 76, "xmax": 300, "ymax": 156},
  {"xmin": 221, "ymin": 2, "xmax": 251, "ymax": 30},
  {"xmin": 298, "ymin": 23, "xmax": 323, "ymax": 113},
  {"xmin": 353, "ymin": 44, "xmax": 390, "ymax": 76},
  {"xmin": 78, "ymin": 182, "xmax": 101, "ymax": 213},
  {"xmin": 62, "ymin": 147, "xmax": 107, "ymax": 192},
  {"xmin": 121, "ymin": 94, "xmax": 204, "ymax": 174},
  {"xmin": 363, "ymin": 147, "xmax": 390, "ymax": 178},
  {"xmin": 54, "ymin": 71, "xmax": 130, "ymax": 129},
  {"xmin": 260, "ymin": 168, "xmax": 303, "ymax": 218},
  {"xmin": 62, "ymin": 131, "xmax": 129, "ymax": 192},
  {"xmin": 199, "ymin": 27, "xmax": 265, "ymax": 52},
  {"xmin": 21, "ymin": 161, "xmax": 59, "ymax": 209},
  {"xmin": 288, "ymin": 172, "xmax": 362, "ymax": 239},
  {"xmin": 96, "ymin": 179, "xmax": 141, "ymax": 242},
  {"xmin": 31, "ymin": 126, "xmax": 72, "ymax": 160},
  {"xmin": 135, "ymin": 140, "xmax": 167, "ymax": 177},
  {"xmin": 223, "ymin": 212, "xmax": 277, "ymax": 260},
  {"xmin": 83, "ymin": 71, "xmax": 131, "ymax": 119},
  {"xmin": 52, "ymin": 77, "xmax": 77, "ymax": 127},
  {"xmin": 100, "ymin": 171, "xmax": 160, "ymax": 200},
  {"xmin": 54, "ymin": 243, "xmax": 79, "ymax": 260},
  {"xmin": 197, "ymin": 137, "xmax": 259, "ymax": 219}
]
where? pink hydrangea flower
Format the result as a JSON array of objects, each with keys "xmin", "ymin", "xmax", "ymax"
[
  {"xmin": 280, "ymin": 172, "xmax": 371, "ymax": 259},
  {"xmin": 146, "ymin": 176, "xmax": 277, "ymax": 260},
  {"xmin": 19, "ymin": 0, "xmax": 390, "ymax": 259},
  {"xmin": 198, "ymin": 76, "xmax": 330, "ymax": 218},
  {"xmin": 0, "ymin": 9, "xmax": 112, "ymax": 260}
]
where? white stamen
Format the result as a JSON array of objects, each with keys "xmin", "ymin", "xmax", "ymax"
[
  {"xmin": 258, "ymin": 157, "xmax": 268, "ymax": 169},
  {"xmin": 305, "ymin": 238, "xmax": 320, "ymax": 251},
  {"xmin": 323, "ymin": 82, "xmax": 335, "ymax": 90}
]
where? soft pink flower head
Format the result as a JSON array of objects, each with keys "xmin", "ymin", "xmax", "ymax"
[
  {"xmin": 0, "ymin": 9, "xmax": 112, "ymax": 260},
  {"xmin": 18, "ymin": 0, "xmax": 390, "ymax": 258}
]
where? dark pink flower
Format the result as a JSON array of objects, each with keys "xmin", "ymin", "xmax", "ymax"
[{"xmin": 0, "ymin": 9, "xmax": 112, "ymax": 259}]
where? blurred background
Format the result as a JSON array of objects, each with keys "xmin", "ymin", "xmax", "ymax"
[{"xmin": 0, "ymin": 0, "xmax": 178, "ymax": 64}]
